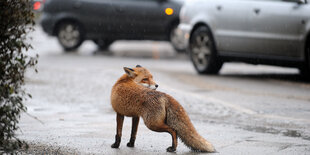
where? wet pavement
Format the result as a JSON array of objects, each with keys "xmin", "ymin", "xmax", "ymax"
[{"xmin": 18, "ymin": 26, "xmax": 310, "ymax": 154}]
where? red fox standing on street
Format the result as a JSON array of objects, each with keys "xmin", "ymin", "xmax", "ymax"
[{"xmin": 110, "ymin": 65, "xmax": 215, "ymax": 152}]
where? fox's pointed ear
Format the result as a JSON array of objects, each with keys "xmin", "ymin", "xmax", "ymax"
[
  {"xmin": 123, "ymin": 67, "xmax": 136, "ymax": 78},
  {"xmin": 136, "ymin": 65, "xmax": 142, "ymax": 68}
]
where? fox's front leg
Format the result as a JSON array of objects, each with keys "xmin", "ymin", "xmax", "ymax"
[
  {"xmin": 111, "ymin": 113, "xmax": 124, "ymax": 148},
  {"xmin": 127, "ymin": 117, "xmax": 140, "ymax": 147}
]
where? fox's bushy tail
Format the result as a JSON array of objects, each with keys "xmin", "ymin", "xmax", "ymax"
[{"xmin": 166, "ymin": 96, "xmax": 215, "ymax": 152}]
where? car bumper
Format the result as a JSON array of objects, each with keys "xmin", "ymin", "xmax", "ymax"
[{"xmin": 176, "ymin": 23, "xmax": 192, "ymax": 47}]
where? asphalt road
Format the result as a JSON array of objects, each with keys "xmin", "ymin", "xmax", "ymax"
[{"xmin": 18, "ymin": 26, "xmax": 310, "ymax": 154}]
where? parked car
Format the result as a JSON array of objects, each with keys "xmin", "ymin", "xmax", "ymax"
[
  {"xmin": 40, "ymin": 0, "xmax": 185, "ymax": 52},
  {"xmin": 178, "ymin": 0, "xmax": 310, "ymax": 76}
]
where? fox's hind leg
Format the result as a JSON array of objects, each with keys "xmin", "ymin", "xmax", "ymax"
[
  {"xmin": 147, "ymin": 122, "xmax": 178, "ymax": 152},
  {"xmin": 127, "ymin": 117, "xmax": 140, "ymax": 147},
  {"xmin": 111, "ymin": 113, "xmax": 124, "ymax": 148}
]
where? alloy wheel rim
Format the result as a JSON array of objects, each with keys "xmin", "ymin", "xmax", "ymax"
[
  {"xmin": 58, "ymin": 24, "xmax": 80, "ymax": 48},
  {"xmin": 191, "ymin": 33, "xmax": 211, "ymax": 71}
]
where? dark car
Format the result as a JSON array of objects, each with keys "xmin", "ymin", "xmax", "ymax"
[{"xmin": 40, "ymin": 0, "xmax": 185, "ymax": 52}]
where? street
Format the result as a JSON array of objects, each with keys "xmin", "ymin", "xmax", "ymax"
[{"xmin": 19, "ymin": 26, "xmax": 310, "ymax": 154}]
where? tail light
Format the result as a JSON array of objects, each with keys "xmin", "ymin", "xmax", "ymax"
[{"xmin": 33, "ymin": 1, "xmax": 41, "ymax": 10}]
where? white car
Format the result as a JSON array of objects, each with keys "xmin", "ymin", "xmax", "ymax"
[{"xmin": 178, "ymin": 0, "xmax": 310, "ymax": 76}]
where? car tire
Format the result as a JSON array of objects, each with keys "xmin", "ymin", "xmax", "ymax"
[
  {"xmin": 56, "ymin": 21, "xmax": 84, "ymax": 51},
  {"xmin": 93, "ymin": 39, "xmax": 114, "ymax": 51},
  {"xmin": 189, "ymin": 26, "xmax": 223, "ymax": 74},
  {"xmin": 170, "ymin": 24, "xmax": 186, "ymax": 53},
  {"xmin": 299, "ymin": 40, "xmax": 310, "ymax": 78}
]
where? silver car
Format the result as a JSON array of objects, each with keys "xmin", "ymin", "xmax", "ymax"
[{"xmin": 178, "ymin": 0, "xmax": 310, "ymax": 76}]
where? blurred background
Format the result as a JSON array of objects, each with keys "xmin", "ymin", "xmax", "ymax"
[{"xmin": 19, "ymin": 0, "xmax": 310, "ymax": 154}]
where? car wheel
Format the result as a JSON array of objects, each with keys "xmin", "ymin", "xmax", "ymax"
[
  {"xmin": 300, "ymin": 40, "xmax": 310, "ymax": 78},
  {"xmin": 170, "ymin": 24, "xmax": 186, "ymax": 53},
  {"xmin": 93, "ymin": 39, "xmax": 114, "ymax": 50},
  {"xmin": 189, "ymin": 26, "xmax": 222, "ymax": 74},
  {"xmin": 57, "ymin": 21, "xmax": 84, "ymax": 51}
]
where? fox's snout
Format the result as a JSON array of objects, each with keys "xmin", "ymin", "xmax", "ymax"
[
  {"xmin": 151, "ymin": 84, "xmax": 159, "ymax": 90},
  {"xmin": 144, "ymin": 80, "xmax": 158, "ymax": 90},
  {"xmin": 141, "ymin": 83, "xmax": 158, "ymax": 90}
]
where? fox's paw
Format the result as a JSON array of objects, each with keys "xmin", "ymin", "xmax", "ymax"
[
  {"xmin": 166, "ymin": 146, "xmax": 176, "ymax": 152},
  {"xmin": 127, "ymin": 142, "xmax": 135, "ymax": 147},
  {"xmin": 111, "ymin": 143, "xmax": 120, "ymax": 148}
]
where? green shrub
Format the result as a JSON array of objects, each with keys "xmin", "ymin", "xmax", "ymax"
[{"xmin": 0, "ymin": 0, "xmax": 37, "ymax": 153}]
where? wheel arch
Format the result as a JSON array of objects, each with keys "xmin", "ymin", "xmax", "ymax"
[
  {"xmin": 189, "ymin": 22, "xmax": 217, "ymax": 52},
  {"xmin": 167, "ymin": 18, "xmax": 180, "ymax": 40},
  {"xmin": 52, "ymin": 17, "xmax": 85, "ymax": 36}
]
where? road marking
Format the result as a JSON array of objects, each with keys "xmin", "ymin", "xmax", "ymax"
[
  {"xmin": 165, "ymin": 86, "xmax": 310, "ymax": 123},
  {"xmin": 196, "ymin": 92, "xmax": 310, "ymax": 123},
  {"xmin": 161, "ymin": 70, "xmax": 310, "ymax": 102},
  {"xmin": 152, "ymin": 42, "xmax": 160, "ymax": 59},
  {"xmin": 185, "ymin": 91, "xmax": 257, "ymax": 115},
  {"xmin": 206, "ymin": 96, "xmax": 257, "ymax": 115}
]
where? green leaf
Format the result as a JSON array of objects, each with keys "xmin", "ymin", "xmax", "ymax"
[{"xmin": 0, "ymin": 0, "xmax": 36, "ymax": 152}]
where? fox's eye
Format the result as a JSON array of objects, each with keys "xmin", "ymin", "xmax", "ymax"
[{"xmin": 142, "ymin": 78, "xmax": 148, "ymax": 82}]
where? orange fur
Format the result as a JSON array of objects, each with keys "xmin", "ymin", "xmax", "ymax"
[{"xmin": 110, "ymin": 66, "xmax": 215, "ymax": 152}]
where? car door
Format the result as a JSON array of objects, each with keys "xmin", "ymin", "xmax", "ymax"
[
  {"xmin": 247, "ymin": 0, "xmax": 306, "ymax": 58},
  {"xmin": 78, "ymin": 0, "xmax": 116, "ymax": 37},
  {"xmin": 110, "ymin": 0, "xmax": 178, "ymax": 39},
  {"xmin": 212, "ymin": 0, "xmax": 254, "ymax": 53}
]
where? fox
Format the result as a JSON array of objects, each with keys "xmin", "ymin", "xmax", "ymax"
[{"xmin": 110, "ymin": 65, "xmax": 215, "ymax": 152}]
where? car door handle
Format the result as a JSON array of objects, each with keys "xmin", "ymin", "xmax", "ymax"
[{"xmin": 254, "ymin": 8, "xmax": 260, "ymax": 15}]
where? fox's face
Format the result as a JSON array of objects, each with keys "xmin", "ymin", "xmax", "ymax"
[{"xmin": 124, "ymin": 65, "xmax": 158, "ymax": 90}]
